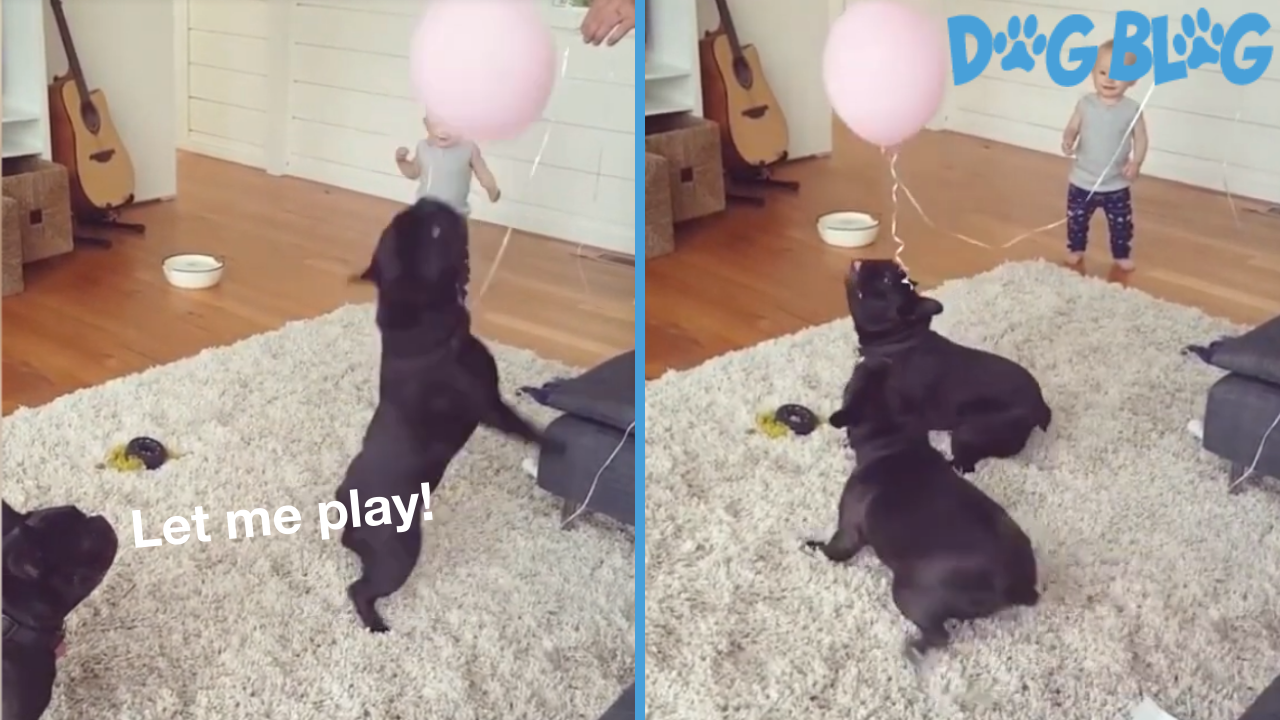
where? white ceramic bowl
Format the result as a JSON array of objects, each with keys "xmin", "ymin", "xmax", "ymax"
[
  {"xmin": 817, "ymin": 211, "xmax": 880, "ymax": 248},
  {"xmin": 162, "ymin": 253, "xmax": 225, "ymax": 290}
]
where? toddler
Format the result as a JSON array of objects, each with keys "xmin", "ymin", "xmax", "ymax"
[
  {"xmin": 394, "ymin": 114, "xmax": 501, "ymax": 298},
  {"xmin": 395, "ymin": 114, "xmax": 500, "ymax": 214},
  {"xmin": 1060, "ymin": 39, "xmax": 1148, "ymax": 272}
]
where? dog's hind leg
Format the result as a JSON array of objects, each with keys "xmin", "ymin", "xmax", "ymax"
[
  {"xmin": 347, "ymin": 529, "xmax": 422, "ymax": 633},
  {"xmin": 891, "ymin": 575, "xmax": 953, "ymax": 663},
  {"xmin": 949, "ymin": 410, "xmax": 1038, "ymax": 473}
]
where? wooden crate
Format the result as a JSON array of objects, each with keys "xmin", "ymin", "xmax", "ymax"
[
  {"xmin": 1, "ymin": 157, "xmax": 74, "ymax": 263},
  {"xmin": 645, "ymin": 153, "xmax": 675, "ymax": 259},
  {"xmin": 644, "ymin": 116, "xmax": 726, "ymax": 223},
  {"xmin": 2, "ymin": 196, "xmax": 25, "ymax": 296}
]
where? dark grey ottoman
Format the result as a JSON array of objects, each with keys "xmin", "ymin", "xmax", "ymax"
[
  {"xmin": 597, "ymin": 683, "xmax": 635, "ymax": 720},
  {"xmin": 1198, "ymin": 315, "xmax": 1280, "ymax": 490},
  {"xmin": 1238, "ymin": 673, "xmax": 1280, "ymax": 720},
  {"xmin": 525, "ymin": 351, "xmax": 635, "ymax": 527}
]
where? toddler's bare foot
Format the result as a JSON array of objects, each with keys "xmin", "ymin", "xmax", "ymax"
[
  {"xmin": 1114, "ymin": 258, "xmax": 1135, "ymax": 272},
  {"xmin": 1064, "ymin": 252, "xmax": 1084, "ymax": 267}
]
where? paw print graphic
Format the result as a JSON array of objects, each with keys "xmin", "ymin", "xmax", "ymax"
[
  {"xmin": 994, "ymin": 14, "xmax": 1048, "ymax": 72},
  {"xmin": 1171, "ymin": 7, "xmax": 1225, "ymax": 69}
]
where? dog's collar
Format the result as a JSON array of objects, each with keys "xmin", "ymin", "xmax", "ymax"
[{"xmin": 1, "ymin": 612, "xmax": 64, "ymax": 653}]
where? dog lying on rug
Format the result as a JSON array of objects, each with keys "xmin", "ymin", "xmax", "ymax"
[
  {"xmin": 806, "ymin": 357, "xmax": 1040, "ymax": 661},
  {"xmin": 339, "ymin": 198, "xmax": 551, "ymax": 633},
  {"xmin": 3, "ymin": 501, "xmax": 119, "ymax": 720},
  {"xmin": 842, "ymin": 259, "xmax": 1052, "ymax": 473}
]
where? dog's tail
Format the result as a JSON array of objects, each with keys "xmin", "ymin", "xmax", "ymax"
[
  {"xmin": 1007, "ymin": 584, "xmax": 1041, "ymax": 607},
  {"xmin": 1034, "ymin": 400, "xmax": 1052, "ymax": 431}
]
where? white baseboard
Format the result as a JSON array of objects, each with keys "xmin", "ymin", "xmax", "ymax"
[
  {"xmin": 182, "ymin": 133, "xmax": 267, "ymax": 171},
  {"xmin": 177, "ymin": 142, "xmax": 635, "ymax": 255},
  {"xmin": 284, "ymin": 156, "xmax": 635, "ymax": 255}
]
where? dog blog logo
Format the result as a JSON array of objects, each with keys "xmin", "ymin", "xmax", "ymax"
[{"xmin": 947, "ymin": 8, "xmax": 1273, "ymax": 86}]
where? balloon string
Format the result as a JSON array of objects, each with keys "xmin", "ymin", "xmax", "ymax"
[
  {"xmin": 470, "ymin": 46, "xmax": 571, "ymax": 309},
  {"xmin": 1222, "ymin": 108, "xmax": 1242, "ymax": 229},
  {"xmin": 888, "ymin": 81, "xmax": 1157, "ymax": 252},
  {"xmin": 885, "ymin": 149, "xmax": 910, "ymax": 281}
]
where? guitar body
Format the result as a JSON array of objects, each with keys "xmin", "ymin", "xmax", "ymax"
[
  {"xmin": 49, "ymin": 74, "xmax": 136, "ymax": 214},
  {"xmin": 700, "ymin": 29, "xmax": 789, "ymax": 170}
]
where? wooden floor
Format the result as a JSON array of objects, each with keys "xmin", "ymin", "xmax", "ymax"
[
  {"xmin": 646, "ymin": 124, "xmax": 1280, "ymax": 378},
  {"xmin": 1, "ymin": 152, "xmax": 634, "ymax": 414}
]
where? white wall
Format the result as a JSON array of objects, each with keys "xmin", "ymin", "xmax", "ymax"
[
  {"xmin": 176, "ymin": 0, "xmax": 635, "ymax": 255},
  {"xmin": 947, "ymin": 0, "xmax": 1280, "ymax": 204},
  {"xmin": 697, "ymin": 0, "xmax": 834, "ymax": 159},
  {"xmin": 44, "ymin": 0, "xmax": 177, "ymax": 202},
  {"xmin": 178, "ymin": 0, "xmax": 272, "ymax": 170}
]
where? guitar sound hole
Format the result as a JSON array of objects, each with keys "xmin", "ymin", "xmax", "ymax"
[
  {"xmin": 28, "ymin": 209, "xmax": 43, "ymax": 227},
  {"xmin": 732, "ymin": 57, "xmax": 754, "ymax": 90}
]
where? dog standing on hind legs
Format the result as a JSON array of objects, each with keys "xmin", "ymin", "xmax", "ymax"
[
  {"xmin": 806, "ymin": 357, "xmax": 1040, "ymax": 663},
  {"xmin": 339, "ymin": 198, "xmax": 552, "ymax": 633}
]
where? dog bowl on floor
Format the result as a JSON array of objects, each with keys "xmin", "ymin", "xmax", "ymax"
[
  {"xmin": 162, "ymin": 253, "xmax": 225, "ymax": 290},
  {"xmin": 817, "ymin": 211, "xmax": 880, "ymax": 248}
]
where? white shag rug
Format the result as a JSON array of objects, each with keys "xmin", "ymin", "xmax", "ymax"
[
  {"xmin": 3, "ymin": 305, "xmax": 633, "ymax": 719},
  {"xmin": 644, "ymin": 261, "xmax": 1280, "ymax": 720}
]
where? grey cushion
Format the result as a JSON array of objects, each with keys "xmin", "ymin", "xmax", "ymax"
[
  {"xmin": 1205, "ymin": 315, "xmax": 1280, "ymax": 386},
  {"xmin": 526, "ymin": 351, "xmax": 634, "ymax": 432},
  {"xmin": 1238, "ymin": 673, "xmax": 1280, "ymax": 720},
  {"xmin": 597, "ymin": 684, "xmax": 635, "ymax": 720}
]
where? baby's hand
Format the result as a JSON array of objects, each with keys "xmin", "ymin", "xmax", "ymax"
[
  {"xmin": 1122, "ymin": 160, "xmax": 1141, "ymax": 180},
  {"xmin": 1061, "ymin": 136, "xmax": 1076, "ymax": 156},
  {"xmin": 487, "ymin": 186, "xmax": 501, "ymax": 203},
  {"xmin": 395, "ymin": 146, "xmax": 410, "ymax": 162}
]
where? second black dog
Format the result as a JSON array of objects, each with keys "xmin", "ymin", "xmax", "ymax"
[
  {"xmin": 843, "ymin": 259, "xmax": 1052, "ymax": 473},
  {"xmin": 807, "ymin": 357, "xmax": 1040, "ymax": 661},
  {"xmin": 339, "ymin": 199, "xmax": 550, "ymax": 633},
  {"xmin": 3, "ymin": 501, "xmax": 119, "ymax": 720}
]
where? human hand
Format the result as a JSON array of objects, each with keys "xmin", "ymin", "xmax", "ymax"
[
  {"xmin": 1061, "ymin": 136, "xmax": 1076, "ymax": 156},
  {"xmin": 487, "ymin": 186, "xmax": 501, "ymax": 203},
  {"xmin": 395, "ymin": 146, "xmax": 410, "ymax": 161},
  {"xmin": 581, "ymin": 0, "xmax": 635, "ymax": 46},
  {"xmin": 1122, "ymin": 160, "xmax": 1141, "ymax": 180}
]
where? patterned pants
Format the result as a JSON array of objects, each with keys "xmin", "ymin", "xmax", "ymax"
[{"xmin": 1066, "ymin": 184, "xmax": 1134, "ymax": 260}]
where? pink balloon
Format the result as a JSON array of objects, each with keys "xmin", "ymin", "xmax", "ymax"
[
  {"xmin": 823, "ymin": 0, "xmax": 947, "ymax": 148},
  {"xmin": 410, "ymin": 0, "xmax": 556, "ymax": 142}
]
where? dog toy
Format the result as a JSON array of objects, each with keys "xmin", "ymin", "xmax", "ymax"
[
  {"xmin": 99, "ymin": 437, "xmax": 173, "ymax": 472},
  {"xmin": 755, "ymin": 404, "xmax": 821, "ymax": 438}
]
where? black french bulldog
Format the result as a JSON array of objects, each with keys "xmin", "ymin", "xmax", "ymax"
[
  {"xmin": 842, "ymin": 259, "xmax": 1052, "ymax": 473},
  {"xmin": 807, "ymin": 357, "xmax": 1040, "ymax": 661},
  {"xmin": 3, "ymin": 501, "xmax": 118, "ymax": 720},
  {"xmin": 339, "ymin": 198, "xmax": 551, "ymax": 633}
]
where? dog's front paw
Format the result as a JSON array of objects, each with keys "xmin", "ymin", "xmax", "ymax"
[
  {"xmin": 368, "ymin": 623, "xmax": 391, "ymax": 634},
  {"xmin": 949, "ymin": 457, "xmax": 977, "ymax": 474}
]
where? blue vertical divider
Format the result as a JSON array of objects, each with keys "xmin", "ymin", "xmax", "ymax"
[{"xmin": 632, "ymin": 0, "xmax": 646, "ymax": 714}]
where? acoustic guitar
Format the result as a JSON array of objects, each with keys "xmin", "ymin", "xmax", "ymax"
[
  {"xmin": 47, "ymin": 0, "xmax": 137, "ymax": 215},
  {"xmin": 699, "ymin": 0, "xmax": 790, "ymax": 171}
]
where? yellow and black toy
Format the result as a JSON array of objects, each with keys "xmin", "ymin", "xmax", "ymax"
[
  {"xmin": 100, "ymin": 437, "xmax": 176, "ymax": 472},
  {"xmin": 755, "ymin": 404, "xmax": 822, "ymax": 438}
]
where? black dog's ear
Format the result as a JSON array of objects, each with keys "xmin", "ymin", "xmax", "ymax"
[
  {"xmin": 905, "ymin": 296, "xmax": 943, "ymax": 320},
  {"xmin": 351, "ymin": 258, "xmax": 380, "ymax": 285}
]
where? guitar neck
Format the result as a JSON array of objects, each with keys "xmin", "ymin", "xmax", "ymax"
[
  {"xmin": 49, "ymin": 0, "xmax": 93, "ymax": 102},
  {"xmin": 712, "ymin": 0, "xmax": 747, "ymax": 59}
]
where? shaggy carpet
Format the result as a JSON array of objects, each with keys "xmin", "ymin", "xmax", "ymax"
[
  {"xmin": 3, "ymin": 305, "xmax": 633, "ymax": 719},
  {"xmin": 644, "ymin": 261, "xmax": 1280, "ymax": 720}
]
